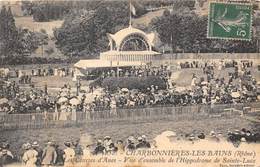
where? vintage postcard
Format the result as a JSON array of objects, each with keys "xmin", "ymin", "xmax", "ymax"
[{"xmin": 0, "ymin": 0, "xmax": 260, "ymax": 167}]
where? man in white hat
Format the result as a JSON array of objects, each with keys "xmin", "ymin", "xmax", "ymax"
[
  {"xmin": 126, "ymin": 136, "xmax": 135, "ymax": 151},
  {"xmin": 103, "ymin": 136, "xmax": 112, "ymax": 152},
  {"xmin": 136, "ymin": 137, "xmax": 144, "ymax": 149},
  {"xmin": 136, "ymin": 135, "xmax": 151, "ymax": 149},
  {"xmin": 32, "ymin": 141, "xmax": 42, "ymax": 166},
  {"xmin": 142, "ymin": 135, "xmax": 151, "ymax": 148}
]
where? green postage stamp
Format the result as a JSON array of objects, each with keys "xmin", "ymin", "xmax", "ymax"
[{"xmin": 207, "ymin": 2, "xmax": 252, "ymax": 40}]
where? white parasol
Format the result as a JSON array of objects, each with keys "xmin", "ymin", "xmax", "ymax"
[
  {"xmin": 121, "ymin": 88, "xmax": 129, "ymax": 92},
  {"xmin": 0, "ymin": 98, "xmax": 8, "ymax": 105},
  {"xmin": 84, "ymin": 95, "xmax": 95, "ymax": 104},
  {"xmin": 57, "ymin": 97, "xmax": 68, "ymax": 104},
  {"xmin": 175, "ymin": 86, "xmax": 186, "ymax": 92},
  {"xmin": 201, "ymin": 81, "xmax": 208, "ymax": 85},
  {"xmin": 231, "ymin": 92, "xmax": 240, "ymax": 98},
  {"xmin": 69, "ymin": 98, "xmax": 80, "ymax": 105}
]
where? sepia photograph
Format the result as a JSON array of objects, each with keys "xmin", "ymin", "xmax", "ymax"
[{"xmin": 0, "ymin": 0, "xmax": 260, "ymax": 166}]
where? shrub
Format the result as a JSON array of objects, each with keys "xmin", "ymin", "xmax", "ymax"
[{"xmin": 102, "ymin": 76, "xmax": 167, "ymax": 92}]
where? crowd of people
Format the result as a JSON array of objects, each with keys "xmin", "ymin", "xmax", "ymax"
[
  {"xmin": 96, "ymin": 65, "xmax": 172, "ymax": 79},
  {"xmin": 0, "ymin": 128, "xmax": 259, "ymax": 166},
  {"xmin": 0, "ymin": 59, "xmax": 259, "ymax": 114},
  {"xmin": 178, "ymin": 59, "xmax": 253, "ymax": 69},
  {"xmin": 0, "ymin": 67, "xmax": 75, "ymax": 82},
  {"xmin": 89, "ymin": 60, "xmax": 259, "ymax": 110}
]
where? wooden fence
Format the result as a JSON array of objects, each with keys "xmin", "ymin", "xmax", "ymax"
[{"xmin": 0, "ymin": 102, "xmax": 259, "ymax": 130}]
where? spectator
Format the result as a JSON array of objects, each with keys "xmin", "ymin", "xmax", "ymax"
[
  {"xmin": 72, "ymin": 140, "xmax": 83, "ymax": 157},
  {"xmin": 54, "ymin": 144, "xmax": 64, "ymax": 166},
  {"xmin": 115, "ymin": 140, "xmax": 125, "ymax": 155},
  {"xmin": 22, "ymin": 143, "xmax": 38, "ymax": 167},
  {"xmin": 93, "ymin": 140, "xmax": 105, "ymax": 155},
  {"xmin": 126, "ymin": 136, "xmax": 135, "ymax": 151},
  {"xmin": 41, "ymin": 141, "xmax": 57, "ymax": 167},
  {"xmin": 32, "ymin": 141, "xmax": 43, "ymax": 166},
  {"xmin": 63, "ymin": 141, "xmax": 75, "ymax": 167}
]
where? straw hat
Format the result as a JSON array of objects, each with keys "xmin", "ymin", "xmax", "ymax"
[
  {"xmin": 210, "ymin": 131, "xmax": 216, "ymax": 136},
  {"xmin": 24, "ymin": 143, "xmax": 31, "ymax": 150},
  {"xmin": 128, "ymin": 136, "xmax": 135, "ymax": 142},
  {"xmin": 104, "ymin": 136, "xmax": 111, "ymax": 140},
  {"xmin": 161, "ymin": 131, "xmax": 177, "ymax": 137},
  {"xmin": 137, "ymin": 137, "xmax": 143, "ymax": 141},
  {"xmin": 97, "ymin": 140, "xmax": 102, "ymax": 144},
  {"xmin": 2, "ymin": 149, "xmax": 7, "ymax": 154},
  {"xmin": 32, "ymin": 141, "xmax": 39, "ymax": 147},
  {"xmin": 141, "ymin": 135, "xmax": 147, "ymax": 139},
  {"xmin": 241, "ymin": 137, "xmax": 246, "ymax": 142}
]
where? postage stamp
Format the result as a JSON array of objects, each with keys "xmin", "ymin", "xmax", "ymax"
[{"xmin": 207, "ymin": 2, "xmax": 252, "ymax": 40}]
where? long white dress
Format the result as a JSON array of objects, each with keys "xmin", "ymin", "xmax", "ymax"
[
  {"xmin": 71, "ymin": 107, "xmax": 77, "ymax": 121},
  {"xmin": 22, "ymin": 149, "xmax": 38, "ymax": 167},
  {"xmin": 59, "ymin": 105, "xmax": 67, "ymax": 121}
]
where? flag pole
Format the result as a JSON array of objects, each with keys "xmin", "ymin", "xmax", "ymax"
[{"xmin": 129, "ymin": 0, "xmax": 132, "ymax": 26}]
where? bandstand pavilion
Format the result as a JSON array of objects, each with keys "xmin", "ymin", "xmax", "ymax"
[
  {"xmin": 74, "ymin": 25, "xmax": 162, "ymax": 70},
  {"xmin": 100, "ymin": 25, "xmax": 161, "ymax": 62}
]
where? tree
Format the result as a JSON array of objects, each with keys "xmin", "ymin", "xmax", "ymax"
[
  {"xmin": 54, "ymin": 1, "xmax": 129, "ymax": 57},
  {"xmin": 0, "ymin": 6, "xmax": 21, "ymax": 57},
  {"xmin": 0, "ymin": 6, "xmax": 43, "ymax": 58},
  {"xmin": 151, "ymin": 9, "xmax": 257, "ymax": 53}
]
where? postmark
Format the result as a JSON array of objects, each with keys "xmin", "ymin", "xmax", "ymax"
[{"xmin": 207, "ymin": 2, "xmax": 252, "ymax": 40}]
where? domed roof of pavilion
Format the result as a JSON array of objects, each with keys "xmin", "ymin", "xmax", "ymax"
[{"xmin": 107, "ymin": 25, "xmax": 156, "ymax": 51}]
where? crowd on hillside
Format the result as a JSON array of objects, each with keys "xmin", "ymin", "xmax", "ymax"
[
  {"xmin": 0, "ymin": 59, "xmax": 259, "ymax": 114},
  {"xmin": 178, "ymin": 60, "xmax": 253, "ymax": 69},
  {"xmin": 89, "ymin": 62, "xmax": 259, "ymax": 110},
  {"xmin": 0, "ymin": 128, "xmax": 259, "ymax": 166}
]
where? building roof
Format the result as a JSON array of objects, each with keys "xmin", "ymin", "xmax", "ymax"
[
  {"xmin": 74, "ymin": 59, "xmax": 144, "ymax": 69},
  {"xmin": 100, "ymin": 50, "xmax": 161, "ymax": 56},
  {"xmin": 107, "ymin": 25, "xmax": 156, "ymax": 49}
]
